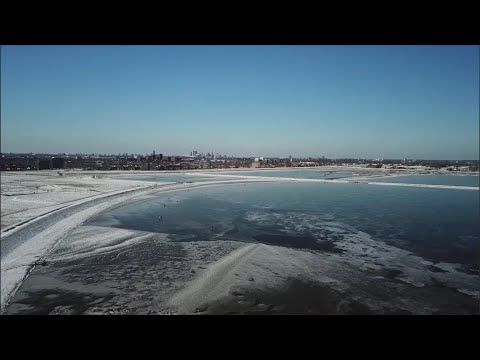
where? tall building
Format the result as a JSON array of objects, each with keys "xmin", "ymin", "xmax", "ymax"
[
  {"xmin": 51, "ymin": 157, "xmax": 65, "ymax": 169},
  {"xmin": 38, "ymin": 159, "xmax": 51, "ymax": 170}
]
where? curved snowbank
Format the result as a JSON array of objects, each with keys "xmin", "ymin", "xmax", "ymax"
[
  {"xmin": 365, "ymin": 181, "xmax": 478, "ymax": 191},
  {"xmin": 187, "ymin": 172, "xmax": 479, "ymax": 191},
  {"xmin": 0, "ymin": 178, "xmax": 278, "ymax": 313}
]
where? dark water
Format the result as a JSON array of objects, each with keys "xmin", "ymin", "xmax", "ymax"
[{"xmin": 87, "ymin": 182, "xmax": 480, "ymax": 268}]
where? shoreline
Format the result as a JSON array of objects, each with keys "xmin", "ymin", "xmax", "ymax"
[
  {"xmin": 182, "ymin": 172, "xmax": 479, "ymax": 191},
  {"xmin": 8, "ymin": 164, "xmax": 472, "ymax": 176}
]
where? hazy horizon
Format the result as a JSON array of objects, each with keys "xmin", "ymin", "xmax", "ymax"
[
  {"xmin": 1, "ymin": 150, "xmax": 479, "ymax": 161},
  {"xmin": 1, "ymin": 45, "xmax": 478, "ymax": 160}
]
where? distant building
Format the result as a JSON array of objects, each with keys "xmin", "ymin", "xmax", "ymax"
[
  {"xmin": 38, "ymin": 160, "xmax": 51, "ymax": 170},
  {"xmin": 51, "ymin": 157, "xmax": 65, "ymax": 169}
]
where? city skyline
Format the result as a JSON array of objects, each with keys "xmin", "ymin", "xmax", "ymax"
[
  {"xmin": 3, "ymin": 149, "xmax": 479, "ymax": 162},
  {"xmin": 1, "ymin": 45, "xmax": 478, "ymax": 160}
]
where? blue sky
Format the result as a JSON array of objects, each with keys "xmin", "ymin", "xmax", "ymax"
[{"xmin": 1, "ymin": 45, "xmax": 478, "ymax": 159}]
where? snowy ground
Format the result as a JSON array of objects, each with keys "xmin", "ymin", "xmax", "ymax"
[
  {"xmin": 0, "ymin": 171, "xmax": 281, "ymax": 312},
  {"xmin": 0, "ymin": 171, "xmax": 161, "ymax": 231},
  {"xmin": 1, "ymin": 169, "xmax": 478, "ymax": 314}
]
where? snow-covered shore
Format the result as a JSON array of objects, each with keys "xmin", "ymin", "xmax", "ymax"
[
  {"xmin": 185, "ymin": 172, "xmax": 479, "ymax": 191},
  {"xmin": 0, "ymin": 174, "xmax": 280, "ymax": 312},
  {"xmin": 1, "ymin": 169, "xmax": 478, "ymax": 314},
  {"xmin": 0, "ymin": 171, "xmax": 161, "ymax": 231}
]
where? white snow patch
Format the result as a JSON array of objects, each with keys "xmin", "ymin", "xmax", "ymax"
[
  {"xmin": 49, "ymin": 226, "xmax": 160, "ymax": 262},
  {"xmin": 456, "ymin": 289, "xmax": 479, "ymax": 299}
]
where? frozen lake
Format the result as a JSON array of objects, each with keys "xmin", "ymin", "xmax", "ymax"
[{"xmin": 90, "ymin": 181, "xmax": 479, "ymax": 267}]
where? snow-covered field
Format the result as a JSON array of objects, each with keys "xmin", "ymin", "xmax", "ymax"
[{"xmin": 1, "ymin": 171, "xmax": 161, "ymax": 231}]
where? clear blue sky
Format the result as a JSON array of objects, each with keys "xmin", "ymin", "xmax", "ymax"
[{"xmin": 1, "ymin": 45, "xmax": 478, "ymax": 159}]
